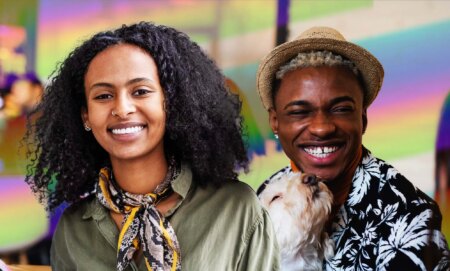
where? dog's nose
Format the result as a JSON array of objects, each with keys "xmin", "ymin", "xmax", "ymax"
[{"xmin": 302, "ymin": 173, "xmax": 318, "ymax": 185}]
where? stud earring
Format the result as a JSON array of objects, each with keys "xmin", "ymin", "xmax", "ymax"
[
  {"xmin": 274, "ymin": 133, "xmax": 279, "ymax": 139},
  {"xmin": 84, "ymin": 122, "xmax": 91, "ymax": 131}
]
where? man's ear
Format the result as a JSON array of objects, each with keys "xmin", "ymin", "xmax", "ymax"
[
  {"xmin": 269, "ymin": 108, "xmax": 279, "ymax": 136},
  {"xmin": 362, "ymin": 108, "xmax": 368, "ymax": 134}
]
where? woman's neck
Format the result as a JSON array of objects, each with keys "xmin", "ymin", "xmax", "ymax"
[{"xmin": 110, "ymin": 154, "xmax": 168, "ymax": 194}]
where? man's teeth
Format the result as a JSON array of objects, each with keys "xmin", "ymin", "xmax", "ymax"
[
  {"xmin": 111, "ymin": 126, "xmax": 144, "ymax": 135},
  {"xmin": 304, "ymin": 146, "xmax": 338, "ymax": 158}
]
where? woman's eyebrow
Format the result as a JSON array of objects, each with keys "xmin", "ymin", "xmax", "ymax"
[
  {"xmin": 125, "ymin": 77, "xmax": 155, "ymax": 86},
  {"xmin": 88, "ymin": 78, "xmax": 156, "ymax": 91}
]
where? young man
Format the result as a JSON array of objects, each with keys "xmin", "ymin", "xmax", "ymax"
[{"xmin": 256, "ymin": 26, "xmax": 449, "ymax": 270}]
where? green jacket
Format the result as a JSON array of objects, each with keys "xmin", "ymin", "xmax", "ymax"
[{"xmin": 51, "ymin": 164, "xmax": 280, "ymax": 270}]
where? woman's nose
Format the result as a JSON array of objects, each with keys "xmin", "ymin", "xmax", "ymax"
[{"xmin": 112, "ymin": 94, "xmax": 136, "ymax": 119}]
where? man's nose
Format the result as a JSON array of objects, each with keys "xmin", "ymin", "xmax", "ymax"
[
  {"xmin": 113, "ymin": 94, "xmax": 136, "ymax": 119},
  {"xmin": 307, "ymin": 112, "xmax": 336, "ymax": 138}
]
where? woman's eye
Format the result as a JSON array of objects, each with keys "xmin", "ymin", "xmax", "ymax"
[
  {"xmin": 133, "ymin": 88, "xmax": 151, "ymax": 96},
  {"xmin": 94, "ymin": 93, "xmax": 113, "ymax": 100}
]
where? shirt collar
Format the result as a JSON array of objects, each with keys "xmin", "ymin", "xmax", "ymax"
[
  {"xmin": 171, "ymin": 162, "xmax": 192, "ymax": 200},
  {"xmin": 83, "ymin": 162, "xmax": 193, "ymax": 220}
]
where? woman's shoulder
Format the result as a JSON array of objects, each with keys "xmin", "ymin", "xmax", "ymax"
[
  {"xmin": 187, "ymin": 179, "xmax": 262, "ymax": 213},
  {"xmin": 219, "ymin": 180, "xmax": 258, "ymax": 197},
  {"xmin": 197, "ymin": 180, "xmax": 264, "ymax": 218},
  {"xmin": 51, "ymin": 197, "xmax": 119, "ymax": 270},
  {"xmin": 215, "ymin": 180, "xmax": 261, "ymax": 206},
  {"xmin": 57, "ymin": 196, "xmax": 101, "ymax": 224}
]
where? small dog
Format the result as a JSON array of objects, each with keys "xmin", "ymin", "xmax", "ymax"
[{"xmin": 259, "ymin": 172, "xmax": 334, "ymax": 271}]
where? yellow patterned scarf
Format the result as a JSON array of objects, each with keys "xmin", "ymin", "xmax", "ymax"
[{"xmin": 95, "ymin": 163, "xmax": 181, "ymax": 271}]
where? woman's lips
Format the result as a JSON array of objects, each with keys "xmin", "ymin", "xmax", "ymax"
[{"xmin": 111, "ymin": 125, "xmax": 145, "ymax": 135}]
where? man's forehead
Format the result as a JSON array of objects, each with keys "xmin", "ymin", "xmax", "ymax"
[{"xmin": 278, "ymin": 66, "xmax": 364, "ymax": 96}]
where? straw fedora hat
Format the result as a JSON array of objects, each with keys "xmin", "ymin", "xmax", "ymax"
[{"xmin": 256, "ymin": 26, "xmax": 384, "ymax": 110}]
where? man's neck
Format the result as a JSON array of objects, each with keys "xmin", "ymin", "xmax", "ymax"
[{"xmin": 326, "ymin": 146, "xmax": 363, "ymax": 230}]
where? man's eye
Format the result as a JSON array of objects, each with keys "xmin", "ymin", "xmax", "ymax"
[
  {"xmin": 133, "ymin": 89, "xmax": 151, "ymax": 96},
  {"xmin": 288, "ymin": 110, "xmax": 310, "ymax": 116},
  {"xmin": 332, "ymin": 106, "xmax": 354, "ymax": 113},
  {"xmin": 94, "ymin": 94, "xmax": 112, "ymax": 100}
]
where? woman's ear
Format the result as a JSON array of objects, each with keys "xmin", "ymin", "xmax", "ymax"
[{"xmin": 81, "ymin": 107, "xmax": 89, "ymax": 127}]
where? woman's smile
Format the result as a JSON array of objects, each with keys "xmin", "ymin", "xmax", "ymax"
[{"xmin": 108, "ymin": 123, "xmax": 147, "ymax": 142}]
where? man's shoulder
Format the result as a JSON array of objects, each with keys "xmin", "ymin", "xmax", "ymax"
[
  {"xmin": 329, "ymin": 153, "xmax": 449, "ymax": 271},
  {"xmin": 355, "ymin": 152, "xmax": 442, "ymax": 227},
  {"xmin": 370, "ymin": 154, "xmax": 437, "ymax": 206}
]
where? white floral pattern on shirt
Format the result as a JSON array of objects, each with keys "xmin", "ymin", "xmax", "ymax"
[{"xmin": 257, "ymin": 149, "xmax": 450, "ymax": 271}]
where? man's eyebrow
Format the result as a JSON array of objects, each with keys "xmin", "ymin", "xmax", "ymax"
[
  {"xmin": 283, "ymin": 96, "xmax": 356, "ymax": 110},
  {"xmin": 284, "ymin": 100, "xmax": 310, "ymax": 110},
  {"xmin": 329, "ymin": 96, "xmax": 356, "ymax": 105}
]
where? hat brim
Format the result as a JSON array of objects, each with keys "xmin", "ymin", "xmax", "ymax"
[{"xmin": 256, "ymin": 38, "xmax": 384, "ymax": 110}]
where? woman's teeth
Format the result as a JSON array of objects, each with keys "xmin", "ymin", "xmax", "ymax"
[{"xmin": 111, "ymin": 126, "xmax": 144, "ymax": 135}]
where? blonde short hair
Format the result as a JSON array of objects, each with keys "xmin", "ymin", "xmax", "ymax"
[{"xmin": 276, "ymin": 50, "xmax": 359, "ymax": 80}]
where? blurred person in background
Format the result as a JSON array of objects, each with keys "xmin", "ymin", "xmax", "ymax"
[
  {"xmin": 24, "ymin": 22, "xmax": 279, "ymax": 271},
  {"xmin": 435, "ymin": 91, "xmax": 450, "ymax": 242},
  {"xmin": 1, "ymin": 73, "xmax": 43, "ymax": 119},
  {"xmin": 0, "ymin": 72, "xmax": 43, "ymax": 174},
  {"xmin": 0, "ymin": 73, "xmax": 20, "ymax": 129}
]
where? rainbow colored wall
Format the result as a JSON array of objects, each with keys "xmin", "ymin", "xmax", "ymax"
[{"xmin": 1, "ymin": 0, "xmax": 450, "ymax": 248}]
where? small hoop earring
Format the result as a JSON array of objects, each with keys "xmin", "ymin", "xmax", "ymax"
[{"xmin": 84, "ymin": 122, "xmax": 91, "ymax": 131}]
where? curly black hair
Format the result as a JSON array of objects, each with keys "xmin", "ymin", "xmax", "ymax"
[{"xmin": 25, "ymin": 22, "xmax": 249, "ymax": 212}]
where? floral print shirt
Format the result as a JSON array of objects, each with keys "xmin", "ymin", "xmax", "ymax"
[{"xmin": 257, "ymin": 149, "xmax": 450, "ymax": 271}]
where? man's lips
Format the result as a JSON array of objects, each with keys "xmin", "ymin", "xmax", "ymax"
[
  {"xmin": 299, "ymin": 141, "xmax": 343, "ymax": 159},
  {"xmin": 303, "ymin": 145, "xmax": 339, "ymax": 158}
]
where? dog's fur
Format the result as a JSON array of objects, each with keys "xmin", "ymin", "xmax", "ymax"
[{"xmin": 259, "ymin": 172, "xmax": 334, "ymax": 271}]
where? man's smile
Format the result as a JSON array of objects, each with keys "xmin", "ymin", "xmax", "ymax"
[{"xmin": 303, "ymin": 145, "xmax": 340, "ymax": 158}]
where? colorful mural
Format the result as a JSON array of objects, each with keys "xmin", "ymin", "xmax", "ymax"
[{"xmin": 1, "ymin": 0, "xmax": 450, "ymax": 251}]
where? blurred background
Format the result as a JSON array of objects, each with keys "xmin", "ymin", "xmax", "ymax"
[{"xmin": 0, "ymin": 0, "xmax": 449, "ymax": 266}]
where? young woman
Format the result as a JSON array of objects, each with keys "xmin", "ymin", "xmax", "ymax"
[{"xmin": 25, "ymin": 22, "xmax": 279, "ymax": 271}]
